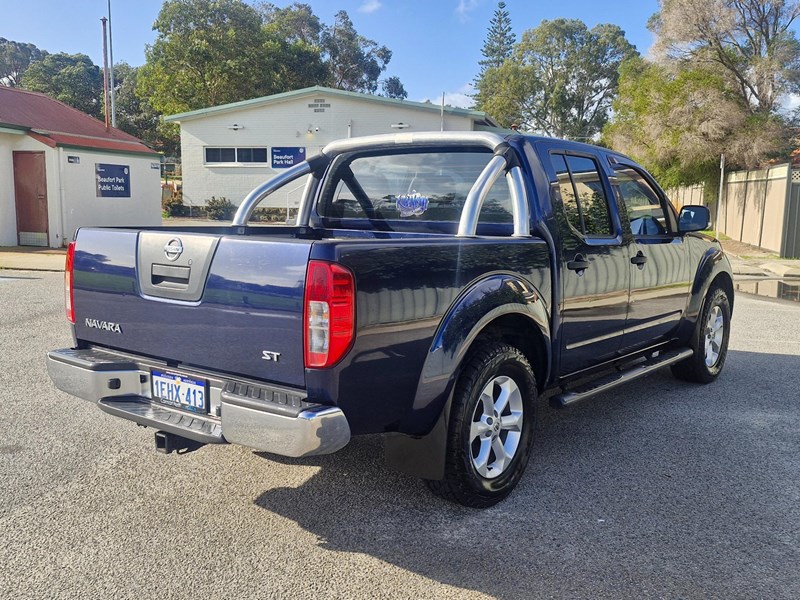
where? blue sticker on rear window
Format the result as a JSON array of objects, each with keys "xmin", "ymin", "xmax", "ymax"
[{"xmin": 396, "ymin": 193, "xmax": 429, "ymax": 217}]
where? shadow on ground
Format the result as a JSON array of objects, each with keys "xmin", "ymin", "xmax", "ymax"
[{"xmin": 253, "ymin": 350, "xmax": 799, "ymax": 599}]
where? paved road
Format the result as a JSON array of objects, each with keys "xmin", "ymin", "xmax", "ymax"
[{"xmin": 1, "ymin": 272, "xmax": 798, "ymax": 599}]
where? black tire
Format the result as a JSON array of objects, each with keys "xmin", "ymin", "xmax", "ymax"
[
  {"xmin": 671, "ymin": 286, "xmax": 731, "ymax": 383},
  {"xmin": 426, "ymin": 342, "xmax": 537, "ymax": 508}
]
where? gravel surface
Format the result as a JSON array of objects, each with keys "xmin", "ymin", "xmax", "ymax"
[{"xmin": 1, "ymin": 272, "xmax": 798, "ymax": 599}]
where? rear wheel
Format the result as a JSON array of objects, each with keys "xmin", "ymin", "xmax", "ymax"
[
  {"xmin": 672, "ymin": 286, "xmax": 731, "ymax": 383},
  {"xmin": 426, "ymin": 342, "xmax": 537, "ymax": 508}
]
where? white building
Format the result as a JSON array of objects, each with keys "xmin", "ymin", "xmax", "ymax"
[
  {"xmin": 0, "ymin": 86, "xmax": 161, "ymax": 248},
  {"xmin": 165, "ymin": 86, "xmax": 499, "ymax": 211}
]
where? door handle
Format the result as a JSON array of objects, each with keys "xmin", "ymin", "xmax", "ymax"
[
  {"xmin": 631, "ymin": 251, "xmax": 647, "ymax": 268},
  {"xmin": 567, "ymin": 253, "xmax": 590, "ymax": 274}
]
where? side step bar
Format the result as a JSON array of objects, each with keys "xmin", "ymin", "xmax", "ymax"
[{"xmin": 551, "ymin": 348, "xmax": 694, "ymax": 409}]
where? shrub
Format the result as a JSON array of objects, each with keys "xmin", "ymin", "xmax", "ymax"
[
  {"xmin": 205, "ymin": 196, "xmax": 236, "ymax": 221},
  {"xmin": 161, "ymin": 187, "xmax": 186, "ymax": 217},
  {"xmin": 251, "ymin": 207, "xmax": 288, "ymax": 223}
]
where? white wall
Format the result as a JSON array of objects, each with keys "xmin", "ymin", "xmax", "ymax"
[
  {"xmin": 58, "ymin": 149, "xmax": 162, "ymax": 244},
  {"xmin": 0, "ymin": 134, "xmax": 61, "ymax": 247},
  {"xmin": 179, "ymin": 93, "xmax": 475, "ymax": 209},
  {"xmin": 0, "ymin": 133, "xmax": 19, "ymax": 246},
  {"xmin": 0, "ymin": 133, "xmax": 161, "ymax": 247}
]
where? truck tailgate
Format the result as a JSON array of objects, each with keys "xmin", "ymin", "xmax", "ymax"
[{"xmin": 72, "ymin": 229, "xmax": 312, "ymax": 388}]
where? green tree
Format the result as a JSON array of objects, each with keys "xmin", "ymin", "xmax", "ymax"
[
  {"xmin": 261, "ymin": 2, "xmax": 328, "ymax": 90},
  {"xmin": 141, "ymin": 1, "xmax": 401, "ymax": 118},
  {"xmin": 261, "ymin": 2, "xmax": 405, "ymax": 93},
  {"xmin": 0, "ymin": 38, "xmax": 46, "ymax": 87},
  {"xmin": 22, "ymin": 53, "xmax": 103, "ymax": 118},
  {"xmin": 260, "ymin": 2, "xmax": 322, "ymax": 45},
  {"xmin": 604, "ymin": 1, "xmax": 799, "ymax": 192},
  {"xmin": 381, "ymin": 76, "xmax": 407, "ymax": 99},
  {"xmin": 137, "ymin": 0, "xmax": 404, "ymax": 157},
  {"xmin": 651, "ymin": 0, "xmax": 800, "ymax": 115},
  {"xmin": 138, "ymin": 0, "xmax": 272, "ymax": 116},
  {"xmin": 321, "ymin": 10, "xmax": 393, "ymax": 93},
  {"xmin": 473, "ymin": 1, "xmax": 515, "ymax": 108},
  {"xmin": 478, "ymin": 1, "xmax": 515, "ymax": 75},
  {"xmin": 113, "ymin": 62, "xmax": 178, "ymax": 155},
  {"xmin": 479, "ymin": 19, "xmax": 638, "ymax": 139},
  {"xmin": 604, "ymin": 57, "xmax": 788, "ymax": 189}
]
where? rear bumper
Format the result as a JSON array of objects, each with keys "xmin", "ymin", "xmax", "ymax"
[{"xmin": 46, "ymin": 347, "xmax": 350, "ymax": 457}]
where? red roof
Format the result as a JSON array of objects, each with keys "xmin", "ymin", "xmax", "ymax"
[{"xmin": 0, "ymin": 86, "xmax": 157, "ymax": 155}]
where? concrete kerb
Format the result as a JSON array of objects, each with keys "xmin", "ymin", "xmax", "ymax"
[
  {"xmin": 0, "ymin": 248, "xmax": 66, "ymax": 272},
  {"xmin": 729, "ymin": 261, "xmax": 770, "ymax": 277},
  {"xmin": 759, "ymin": 262, "xmax": 800, "ymax": 278}
]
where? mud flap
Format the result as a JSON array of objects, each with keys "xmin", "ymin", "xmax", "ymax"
[{"xmin": 384, "ymin": 398, "xmax": 451, "ymax": 481}]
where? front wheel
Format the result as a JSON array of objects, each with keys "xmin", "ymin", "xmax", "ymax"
[
  {"xmin": 672, "ymin": 286, "xmax": 731, "ymax": 383},
  {"xmin": 426, "ymin": 342, "xmax": 537, "ymax": 508}
]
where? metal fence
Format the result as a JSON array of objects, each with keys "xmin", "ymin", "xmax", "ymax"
[
  {"xmin": 670, "ymin": 164, "xmax": 799, "ymax": 258},
  {"xmin": 666, "ymin": 183, "xmax": 706, "ymax": 210},
  {"xmin": 717, "ymin": 163, "xmax": 796, "ymax": 257}
]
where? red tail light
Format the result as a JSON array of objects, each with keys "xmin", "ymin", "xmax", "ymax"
[
  {"xmin": 65, "ymin": 241, "xmax": 76, "ymax": 323},
  {"xmin": 304, "ymin": 260, "xmax": 355, "ymax": 368}
]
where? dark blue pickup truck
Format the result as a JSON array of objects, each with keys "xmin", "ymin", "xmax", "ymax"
[{"xmin": 47, "ymin": 132, "xmax": 733, "ymax": 507}]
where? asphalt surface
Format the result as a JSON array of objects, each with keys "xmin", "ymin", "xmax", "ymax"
[{"xmin": 1, "ymin": 272, "xmax": 798, "ymax": 599}]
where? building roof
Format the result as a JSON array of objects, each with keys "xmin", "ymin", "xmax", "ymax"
[
  {"xmin": 164, "ymin": 85, "xmax": 498, "ymax": 127},
  {"xmin": 0, "ymin": 86, "xmax": 158, "ymax": 156}
]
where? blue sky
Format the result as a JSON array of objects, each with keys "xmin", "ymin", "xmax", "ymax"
[{"xmin": 3, "ymin": 0, "xmax": 661, "ymax": 107}]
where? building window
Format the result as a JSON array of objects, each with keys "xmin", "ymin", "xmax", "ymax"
[
  {"xmin": 237, "ymin": 147, "xmax": 268, "ymax": 163},
  {"xmin": 204, "ymin": 147, "xmax": 267, "ymax": 164}
]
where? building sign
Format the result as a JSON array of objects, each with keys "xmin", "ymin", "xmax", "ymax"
[
  {"xmin": 95, "ymin": 163, "xmax": 131, "ymax": 198},
  {"xmin": 67, "ymin": 156, "xmax": 80, "ymax": 164},
  {"xmin": 271, "ymin": 147, "xmax": 305, "ymax": 169}
]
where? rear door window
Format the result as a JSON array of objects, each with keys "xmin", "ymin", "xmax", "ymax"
[{"xmin": 550, "ymin": 153, "xmax": 614, "ymax": 237}]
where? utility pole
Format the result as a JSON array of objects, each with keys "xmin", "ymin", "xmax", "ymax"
[
  {"xmin": 715, "ymin": 153, "xmax": 725, "ymax": 239},
  {"xmin": 108, "ymin": 0, "xmax": 116, "ymax": 128},
  {"xmin": 101, "ymin": 17, "xmax": 110, "ymax": 130}
]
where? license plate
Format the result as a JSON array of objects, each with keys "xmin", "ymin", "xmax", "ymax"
[{"xmin": 150, "ymin": 369, "xmax": 208, "ymax": 414}]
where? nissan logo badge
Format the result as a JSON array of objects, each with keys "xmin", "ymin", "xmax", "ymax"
[{"xmin": 164, "ymin": 238, "xmax": 183, "ymax": 261}]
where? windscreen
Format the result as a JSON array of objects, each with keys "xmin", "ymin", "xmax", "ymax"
[{"xmin": 317, "ymin": 150, "xmax": 513, "ymax": 226}]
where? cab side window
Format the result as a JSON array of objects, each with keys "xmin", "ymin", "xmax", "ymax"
[
  {"xmin": 614, "ymin": 167, "xmax": 672, "ymax": 235},
  {"xmin": 550, "ymin": 153, "xmax": 613, "ymax": 237}
]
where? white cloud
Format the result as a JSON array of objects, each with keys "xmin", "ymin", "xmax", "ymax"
[
  {"xmin": 358, "ymin": 0, "xmax": 382, "ymax": 14},
  {"xmin": 783, "ymin": 93, "xmax": 800, "ymax": 111},
  {"xmin": 442, "ymin": 92, "xmax": 475, "ymax": 109},
  {"xmin": 419, "ymin": 83, "xmax": 476, "ymax": 110},
  {"xmin": 456, "ymin": 0, "xmax": 479, "ymax": 21}
]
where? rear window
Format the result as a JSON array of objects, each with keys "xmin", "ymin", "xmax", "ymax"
[
  {"xmin": 550, "ymin": 152, "xmax": 613, "ymax": 237},
  {"xmin": 317, "ymin": 150, "xmax": 513, "ymax": 227}
]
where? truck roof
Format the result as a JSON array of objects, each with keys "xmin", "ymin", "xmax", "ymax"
[{"xmin": 320, "ymin": 131, "xmax": 632, "ymax": 165}]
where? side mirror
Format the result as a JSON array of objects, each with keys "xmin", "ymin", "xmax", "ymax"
[{"xmin": 678, "ymin": 205, "xmax": 710, "ymax": 233}]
